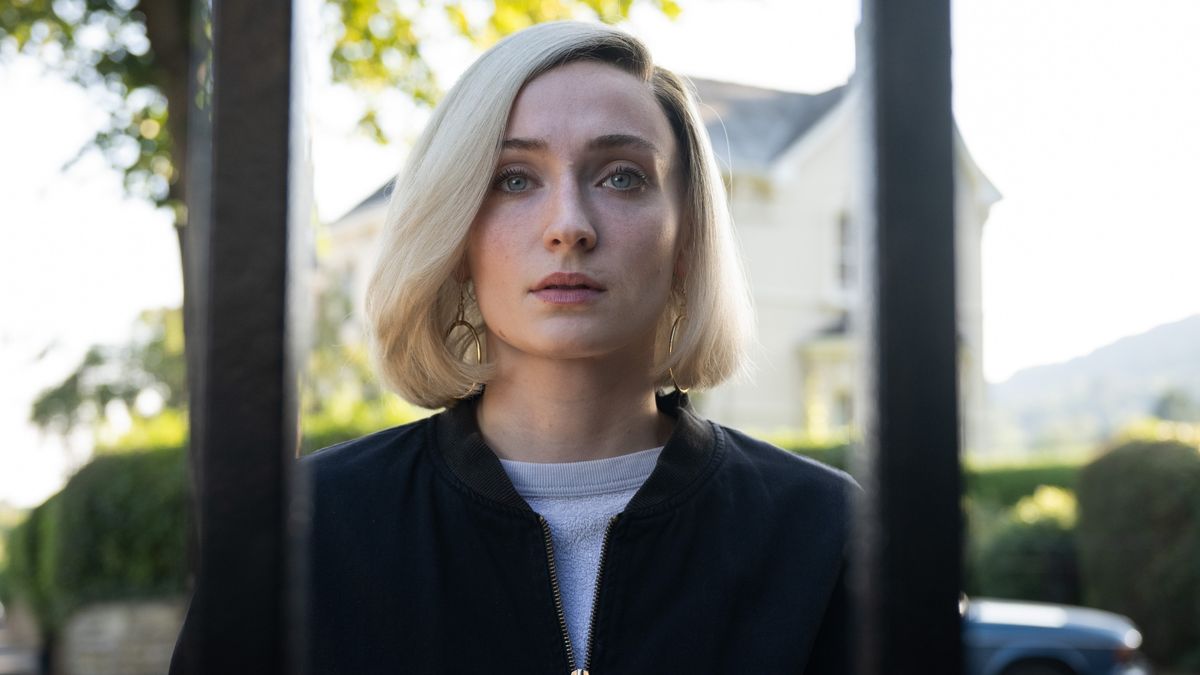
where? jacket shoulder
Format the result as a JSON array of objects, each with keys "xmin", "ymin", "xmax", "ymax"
[
  {"xmin": 301, "ymin": 414, "xmax": 437, "ymax": 482},
  {"xmin": 717, "ymin": 424, "xmax": 861, "ymax": 503}
]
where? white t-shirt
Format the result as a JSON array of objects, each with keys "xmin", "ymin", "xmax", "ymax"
[{"xmin": 499, "ymin": 446, "xmax": 663, "ymax": 666}]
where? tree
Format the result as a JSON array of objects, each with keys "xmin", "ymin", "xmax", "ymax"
[
  {"xmin": 1151, "ymin": 387, "xmax": 1200, "ymax": 423},
  {"xmin": 30, "ymin": 306, "xmax": 185, "ymax": 451}
]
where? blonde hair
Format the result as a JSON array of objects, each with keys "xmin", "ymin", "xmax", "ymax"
[{"xmin": 365, "ymin": 21, "xmax": 753, "ymax": 409}]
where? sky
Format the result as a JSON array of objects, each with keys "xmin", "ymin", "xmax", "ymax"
[{"xmin": 1, "ymin": 0, "xmax": 1198, "ymax": 506}]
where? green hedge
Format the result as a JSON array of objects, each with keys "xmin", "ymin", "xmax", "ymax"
[
  {"xmin": 963, "ymin": 461, "xmax": 1082, "ymax": 508},
  {"xmin": 2, "ymin": 501, "xmax": 54, "ymax": 627},
  {"xmin": 1077, "ymin": 439, "xmax": 1200, "ymax": 671},
  {"xmin": 785, "ymin": 441, "xmax": 1084, "ymax": 509},
  {"xmin": 2, "ymin": 447, "xmax": 188, "ymax": 634}
]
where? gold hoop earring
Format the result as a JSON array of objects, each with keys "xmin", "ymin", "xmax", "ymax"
[
  {"xmin": 668, "ymin": 286, "xmax": 688, "ymax": 394},
  {"xmin": 444, "ymin": 285, "xmax": 482, "ymax": 396}
]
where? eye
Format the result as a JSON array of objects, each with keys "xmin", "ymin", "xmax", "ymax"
[
  {"xmin": 602, "ymin": 165, "xmax": 648, "ymax": 191},
  {"xmin": 494, "ymin": 168, "xmax": 534, "ymax": 193}
]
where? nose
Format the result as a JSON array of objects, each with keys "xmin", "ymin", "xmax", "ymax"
[{"xmin": 542, "ymin": 178, "xmax": 597, "ymax": 252}]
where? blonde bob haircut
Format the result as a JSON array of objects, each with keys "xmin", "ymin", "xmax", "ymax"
[{"xmin": 365, "ymin": 20, "xmax": 754, "ymax": 409}]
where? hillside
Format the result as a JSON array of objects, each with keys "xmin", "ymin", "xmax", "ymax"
[{"xmin": 989, "ymin": 314, "xmax": 1200, "ymax": 447}]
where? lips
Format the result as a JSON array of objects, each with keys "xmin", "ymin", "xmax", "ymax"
[
  {"xmin": 531, "ymin": 272, "xmax": 606, "ymax": 292},
  {"xmin": 531, "ymin": 272, "xmax": 605, "ymax": 306}
]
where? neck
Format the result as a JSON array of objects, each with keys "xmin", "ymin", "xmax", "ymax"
[{"xmin": 476, "ymin": 349, "xmax": 673, "ymax": 464}]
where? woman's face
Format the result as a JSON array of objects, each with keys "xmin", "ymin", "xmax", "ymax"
[{"xmin": 466, "ymin": 60, "xmax": 684, "ymax": 368}]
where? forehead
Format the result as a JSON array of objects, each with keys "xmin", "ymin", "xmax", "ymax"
[{"xmin": 505, "ymin": 60, "xmax": 676, "ymax": 155}]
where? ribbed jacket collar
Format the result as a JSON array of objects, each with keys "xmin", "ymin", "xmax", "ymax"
[{"xmin": 433, "ymin": 389, "xmax": 721, "ymax": 514}]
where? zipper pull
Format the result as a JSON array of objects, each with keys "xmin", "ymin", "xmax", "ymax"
[{"xmin": 570, "ymin": 670, "xmax": 589, "ymax": 675}]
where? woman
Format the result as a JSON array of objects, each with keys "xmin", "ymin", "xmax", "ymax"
[{"xmin": 308, "ymin": 21, "xmax": 855, "ymax": 674}]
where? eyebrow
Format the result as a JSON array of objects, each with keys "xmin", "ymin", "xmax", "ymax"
[
  {"xmin": 501, "ymin": 137, "xmax": 547, "ymax": 152},
  {"xmin": 501, "ymin": 134, "xmax": 662, "ymax": 156},
  {"xmin": 587, "ymin": 134, "xmax": 661, "ymax": 156}
]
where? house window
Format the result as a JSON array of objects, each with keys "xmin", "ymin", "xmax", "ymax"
[{"xmin": 837, "ymin": 211, "xmax": 858, "ymax": 292}]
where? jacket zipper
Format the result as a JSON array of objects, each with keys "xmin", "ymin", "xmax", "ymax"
[
  {"xmin": 582, "ymin": 515, "xmax": 619, "ymax": 674},
  {"xmin": 538, "ymin": 513, "xmax": 620, "ymax": 675}
]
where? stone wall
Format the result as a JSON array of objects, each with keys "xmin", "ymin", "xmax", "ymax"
[{"xmin": 59, "ymin": 599, "xmax": 184, "ymax": 675}]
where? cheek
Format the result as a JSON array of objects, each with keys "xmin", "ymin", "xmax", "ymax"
[
  {"xmin": 467, "ymin": 217, "xmax": 515, "ymax": 280},
  {"xmin": 609, "ymin": 199, "xmax": 680, "ymax": 266},
  {"xmin": 466, "ymin": 223, "xmax": 523, "ymax": 322}
]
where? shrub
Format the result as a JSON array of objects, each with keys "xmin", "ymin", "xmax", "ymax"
[
  {"xmin": 967, "ymin": 486, "xmax": 1081, "ymax": 604},
  {"xmin": 1077, "ymin": 439, "xmax": 1200, "ymax": 670},
  {"xmin": 3, "ymin": 499, "xmax": 57, "ymax": 633},
  {"xmin": 963, "ymin": 495, "xmax": 1008, "ymax": 596},
  {"xmin": 1, "ymin": 447, "xmax": 188, "ymax": 634},
  {"xmin": 51, "ymin": 449, "xmax": 189, "ymax": 615}
]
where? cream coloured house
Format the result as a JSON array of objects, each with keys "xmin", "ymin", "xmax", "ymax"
[{"xmin": 325, "ymin": 77, "xmax": 1001, "ymax": 453}]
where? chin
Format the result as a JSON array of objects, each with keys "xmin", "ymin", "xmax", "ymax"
[
  {"xmin": 530, "ymin": 335, "xmax": 619, "ymax": 360},
  {"xmin": 504, "ymin": 329, "xmax": 648, "ymax": 362}
]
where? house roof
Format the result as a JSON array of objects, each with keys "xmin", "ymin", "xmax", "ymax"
[
  {"xmin": 332, "ymin": 78, "xmax": 849, "ymax": 225},
  {"xmin": 689, "ymin": 78, "xmax": 847, "ymax": 174}
]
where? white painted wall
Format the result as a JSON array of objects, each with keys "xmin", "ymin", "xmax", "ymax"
[{"xmin": 695, "ymin": 90, "xmax": 999, "ymax": 454}]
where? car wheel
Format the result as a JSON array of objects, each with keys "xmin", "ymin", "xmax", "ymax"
[{"xmin": 1001, "ymin": 661, "xmax": 1073, "ymax": 675}]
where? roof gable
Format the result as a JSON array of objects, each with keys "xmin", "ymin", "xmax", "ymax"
[{"xmin": 690, "ymin": 77, "xmax": 847, "ymax": 175}]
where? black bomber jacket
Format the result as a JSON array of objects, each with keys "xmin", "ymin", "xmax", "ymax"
[{"xmin": 300, "ymin": 390, "xmax": 857, "ymax": 674}]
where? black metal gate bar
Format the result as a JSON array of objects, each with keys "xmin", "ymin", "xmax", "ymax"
[
  {"xmin": 178, "ymin": 0, "xmax": 301, "ymax": 671},
  {"xmin": 854, "ymin": 1, "xmax": 962, "ymax": 673}
]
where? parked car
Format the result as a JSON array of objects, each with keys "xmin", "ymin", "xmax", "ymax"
[{"xmin": 963, "ymin": 596, "xmax": 1151, "ymax": 675}]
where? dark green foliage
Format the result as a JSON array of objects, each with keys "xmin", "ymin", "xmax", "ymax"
[
  {"xmin": 963, "ymin": 497, "xmax": 1006, "ymax": 597},
  {"xmin": 963, "ymin": 462, "xmax": 1081, "ymax": 509},
  {"xmin": 1077, "ymin": 439, "xmax": 1200, "ymax": 670},
  {"xmin": 3, "ymin": 500, "xmax": 58, "ymax": 633},
  {"xmin": 959, "ymin": 458, "xmax": 1085, "ymax": 601},
  {"xmin": 965, "ymin": 487, "xmax": 1081, "ymax": 604},
  {"xmin": 972, "ymin": 517, "xmax": 1080, "ymax": 604},
  {"xmin": 785, "ymin": 443, "xmax": 849, "ymax": 470},
  {"xmin": 2, "ymin": 448, "xmax": 188, "ymax": 633}
]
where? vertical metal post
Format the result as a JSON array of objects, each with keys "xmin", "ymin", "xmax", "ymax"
[
  {"xmin": 175, "ymin": 0, "xmax": 307, "ymax": 672},
  {"xmin": 854, "ymin": 1, "xmax": 962, "ymax": 674}
]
